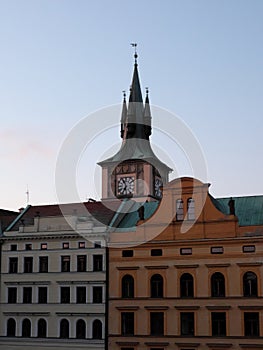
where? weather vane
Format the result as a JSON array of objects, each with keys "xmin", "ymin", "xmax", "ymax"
[{"xmin": 130, "ymin": 43, "xmax": 138, "ymax": 63}]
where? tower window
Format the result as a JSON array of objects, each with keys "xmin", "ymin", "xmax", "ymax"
[{"xmin": 176, "ymin": 199, "xmax": 184, "ymax": 221}]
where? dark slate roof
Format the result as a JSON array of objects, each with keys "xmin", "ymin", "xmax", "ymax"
[
  {"xmin": 6, "ymin": 201, "xmax": 120, "ymax": 232},
  {"xmin": 0, "ymin": 209, "xmax": 18, "ymax": 233},
  {"xmin": 215, "ymin": 195, "xmax": 263, "ymax": 226}
]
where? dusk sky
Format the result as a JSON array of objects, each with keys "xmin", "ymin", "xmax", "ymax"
[{"xmin": 1, "ymin": 0, "xmax": 263, "ymax": 211}]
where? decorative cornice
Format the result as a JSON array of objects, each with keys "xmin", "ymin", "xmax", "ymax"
[
  {"xmin": 116, "ymin": 266, "xmax": 140, "ymax": 270},
  {"xmin": 205, "ymin": 263, "xmax": 230, "ymax": 268},
  {"xmin": 144, "ymin": 306, "xmax": 169, "ymax": 310},
  {"xmin": 116, "ymin": 306, "xmax": 140, "ymax": 311},
  {"xmin": 206, "ymin": 343, "xmax": 232, "ymax": 348},
  {"xmin": 238, "ymin": 305, "xmax": 263, "ymax": 310},
  {"xmin": 237, "ymin": 262, "xmax": 262, "ymax": 267},
  {"xmin": 145, "ymin": 265, "xmax": 169, "ymax": 270},
  {"xmin": 206, "ymin": 306, "xmax": 231, "ymax": 310},
  {"xmin": 174, "ymin": 264, "xmax": 199, "ymax": 269},
  {"xmin": 174, "ymin": 306, "xmax": 200, "ymax": 310}
]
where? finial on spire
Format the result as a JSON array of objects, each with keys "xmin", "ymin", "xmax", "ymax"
[
  {"xmin": 131, "ymin": 43, "xmax": 138, "ymax": 64},
  {"xmin": 122, "ymin": 90, "xmax": 126, "ymax": 101},
  {"xmin": 146, "ymin": 87, "xmax": 149, "ymax": 95}
]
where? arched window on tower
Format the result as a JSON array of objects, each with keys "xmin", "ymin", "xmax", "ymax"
[
  {"xmin": 7, "ymin": 318, "xmax": 16, "ymax": 337},
  {"xmin": 93, "ymin": 319, "xmax": 102, "ymax": 339},
  {"xmin": 22, "ymin": 318, "xmax": 31, "ymax": 337},
  {"xmin": 243, "ymin": 271, "xmax": 258, "ymax": 297},
  {"xmin": 150, "ymin": 274, "xmax": 163, "ymax": 298},
  {"xmin": 60, "ymin": 319, "xmax": 69, "ymax": 338},
  {"xmin": 211, "ymin": 272, "xmax": 225, "ymax": 297},
  {"xmin": 76, "ymin": 319, "xmax": 86, "ymax": 339},
  {"xmin": 180, "ymin": 273, "xmax": 194, "ymax": 298},
  {"xmin": 122, "ymin": 274, "xmax": 134, "ymax": 298},
  {"xmin": 176, "ymin": 199, "xmax": 184, "ymax": 221},
  {"xmin": 37, "ymin": 318, "xmax": 47, "ymax": 338},
  {"xmin": 187, "ymin": 198, "xmax": 195, "ymax": 220}
]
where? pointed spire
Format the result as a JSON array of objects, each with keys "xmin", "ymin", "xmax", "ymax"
[
  {"xmin": 128, "ymin": 59, "xmax": 143, "ymax": 103},
  {"xmin": 144, "ymin": 87, "xmax": 152, "ymax": 138},
  {"xmin": 120, "ymin": 91, "xmax": 127, "ymax": 139}
]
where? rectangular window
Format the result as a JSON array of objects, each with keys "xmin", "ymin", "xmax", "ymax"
[
  {"xmin": 151, "ymin": 249, "xmax": 162, "ymax": 256},
  {"xmin": 212, "ymin": 312, "xmax": 226, "ymax": 336},
  {"xmin": 93, "ymin": 255, "xmax": 103, "ymax": 271},
  {"xmin": 176, "ymin": 199, "xmax": 184, "ymax": 221},
  {"xmin": 94, "ymin": 241, "xmax": 101, "ymax": 248},
  {"xmin": 24, "ymin": 257, "xmax": 33, "ymax": 273},
  {"xmin": 150, "ymin": 312, "xmax": 164, "ymax": 336},
  {"xmin": 9, "ymin": 257, "xmax": 18, "ymax": 273},
  {"xmin": 63, "ymin": 242, "xmax": 69, "ymax": 249},
  {"xmin": 79, "ymin": 242, "xmax": 85, "ymax": 249},
  {"xmin": 121, "ymin": 312, "xmax": 134, "ymax": 335},
  {"xmin": 181, "ymin": 312, "xmax": 194, "ymax": 336},
  {"xmin": 41, "ymin": 243, "xmax": 47, "ymax": 250},
  {"xmin": 8, "ymin": 287, "xmax": 17, "ymax": 303},
  {"xmin": 61, "ymin": 287, "xmax": 70, "ymax": 303},
  {"xmin": 122, "ymin": 250, "xmax": 133, "ymax": 257},
  {"xmin": 244, "ymin": 312, "xmax": 259, "ymax": 336},
  {"xmin": 211, "ymin": 246, "xmax": 224, "ymax": 254},
  {"xmin": 243, "ymin": 245, "xmax": 256, "ymax": 253},
  {"xmin": 25, "ymin": 243, "xmax": 32, "ymax": 250},
  {"xmin": 61, "ymin": 256, "xmax": 70, "ymax": 272},
  {"xmin": 77, "ymin": 255, "xmax": 87, "ymax": 272},
  {"xmin": 39, "ymin": 256, "xmax": 48, "ymax": 273},
  {"xmin": 10, "ymin": 244, "xmax": 17, "ymax": 251},
  {"xmin": 180, "ymin": 248, "xmax": 192, "ymax": 255},
  {"xmin": 93, "ymin": 286, "xmax": 103, "ymax": 303},
  {"xmin": 76, "ymin": 287, "xmax": 86, "ymax": 304},
  {"xmin": 38, "ymin": 287, "xmax": 47, "ymax": 304},
  {"xmin": 23, "ymin": 287, "xmax": 32, "ymax": 303}
]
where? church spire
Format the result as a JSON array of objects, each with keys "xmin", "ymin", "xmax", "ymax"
[
  {"xmin": 120, "ymin": 91, "xmax": 127, "ymax": 139},
  {"xmin": 143, "ymin": 87, "xmax": 152, "ymax": 138}
]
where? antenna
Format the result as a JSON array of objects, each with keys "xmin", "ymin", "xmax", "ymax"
[{"xmin": 26, "ymin": 185, "xmax": 29, "ymax": 205}]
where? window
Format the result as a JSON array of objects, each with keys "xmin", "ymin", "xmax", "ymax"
[
  {"xmin": 187, "ymin": 198, "xmax": 195, "ymax": 220},
  {"xmin": 37, "ymin": 319, "xmax": 47, "ymax": 338},
  {"xmin": 39, "ymin": 256, "xmax": 48, "ymax": 273},
  {"xmin": 41, "ymin": 243, "xmax": 47, "ymax": 250},
  {"xmin": 151, "ymin": 249, "xmax": 162, "ymax": 256},
  {"xmin": 212, "ymin": 312, "xmax": 226, "ymax": 336},
  {"xmin": 7, "ymin": 318, "xmax": 16, "ymax": 337},
  {"xmin": 122, "ymin": 274, "xmax": 134, "ymax": 298},
  {"xmin": 211, "ymin": 272, "xmax": 225, "ymax": 297},
  {"xmin": 93, "ymin": 319, "xmax": 102, "ymax": 339},
  {"xmin": 77, "ymin": 255, "xmax": 87, "ymax": 272},
  {"xmin": 76, "ymin": 319, "xmax": 86, "ymax": 339},
  {"xmin": 8, "ymin": 288, "xmax": 17, "ymax": 303},
  {"xmin": 25, "ymin": 244, "xmax": 32, "ymax": 250},
  {"xmin": 93, "ymin": 255, "xmax": 103, "ymax": 271},
  {"xmin": 94, "ymin": 241, "xmax": 101, "ymax": 248},
  {"xmin": 10, "ymin": 244, "xmax": 17, "ymax": 251},
  {"xmin": 180, "ymin": 273, "xmax": 194, "ymax": 298},
  {"xmin": 211, "ymin": 246, "xmax": 224, "ymax": 254},
  {"xmin": 38, "ymin": 287, "xmax": 47, "ymax": 304},
  {"xmin": 244, "ymin": 312, "xmax": 259, "ymax": 336},
  {"xmin": 61, "ymin": 287, "xmax": 70, "ymax": 303},
  {"xmin": 122, "ymin": 250, "xmax": 133, "ymax": 257},
  {"xmin": 176, "ymin": 199, "xmax": 184, "ymax": 221},
  {"xmin": 150, "ymin": 312, "xmax": 164, "ymax": 336},
  {"xmin": 79, "ymin": 242, "xmax": 85, "ymax": 249},
  {"xmin": 22, "ymin": 319, "xmax": 31, "ymax": 337},
  {"xmin": 9, "ymin": 257, "xmax": 18, "ymax": 273},
  {"xmin": 121, "ymin": 312, "xmax": 134, "ymax": 335},
  {"xmin": 180, "ymin": 248, "xmax": 192, "ymax": 255},
  {"xmin": 243, "ymin": 271, "xmax": 258, "ymax": 297},
  {"xmin": 151, "ymin": 274, "xmax": 163, "ymax": 298},
  {"xmin": 181, "ymin": 312, "xmax": 194, "ymax": 336},
  {"xmin": 76, "ymin": 287, "xmax": 86, "ymax": 304},
  {"xmin": 63, "ymin": 242, "xmax": 69, "ymax": 249},
  {"xmin": 23, "ymin": 287, "xmax": 32, "ymax": 304},
  {"xmin": 93, "ymin": 286, "xmax": 103, "ymax": 303},
  {"xmin": 60, "ymin": 319, "xmax": 69, "ymax": 338},
  {"xmin": 243, "ymin": 245, "xmax": 256, "ymax": 253},
  {"xmin": 61, "ymin": 256, "xmax": 70, "ymax": 272},
  {"xmin": 24, "ymin": 257, "xmax": 33, "ymax": 273}
]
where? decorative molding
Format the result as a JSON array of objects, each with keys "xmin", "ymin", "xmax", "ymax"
[
  {"xmin": 145, "ymin": 341, "xmax": 169, "ymax": 346},
  {"xmin": 175, "ymin": 306, "xmax": 200, "ymax": 310},
  {"xmin": 174, "ymin": 342, "xmax": 200, "ymax": 347},
  {"xmin": 206, "ymin": 306, "xmax": 231, "ymax": 310},
  {"xmin": 116, "ymin": 266, "xmax": 140, "ymax": 270},
  {"xmin": 238, "ymin": 305, "xmax": 263, "ymax": 310},
  {"xmin": 174, "ymin": 264, "xmax": 199, "ymax": 269},
  {"xmin": 237, "ymin": 262, "xmax": 262, "ymax": 267},
  {"xmin": 205, "ymin": 263, "xmax": 230, "ymax": 268},
  {"xmin": 116, "ymin": 306, "xmax": 140, "ymax": 311},
  {"xmin": 206, "ymin": 343, "xmax": 233, "ymax": 348},
  {"xmin": 144, "ymin": 306, "xmax": 169, "ymax": 310},
  {"xmin": 144, "ymin": 265, "xmax": 169, "ymax": 270}
]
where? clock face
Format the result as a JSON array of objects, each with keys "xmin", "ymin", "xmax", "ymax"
[
  {"xmin": 118, "ymin": 176, "xmax": 135, "ymax": 196},
  {"xmin": 155, "ymin": 177, "xmax": 163, "ymax": 198}
]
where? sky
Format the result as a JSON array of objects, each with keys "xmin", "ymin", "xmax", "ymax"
[{"xmin": 0, "ymin": 0, "xmax": 263, "ymax": 211}]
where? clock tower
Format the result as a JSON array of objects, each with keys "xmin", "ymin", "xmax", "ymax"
[{"xmin": 98, "ymin": 51, "xmax": 172, "ymax": 202}]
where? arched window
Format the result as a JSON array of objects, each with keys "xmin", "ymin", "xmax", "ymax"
[
  {"xmin": 176, "ymin": 199, "xmax": 184, "ymax": 221},
  {"xmin": 150, "ymin": 274, "xmax": 163, "ymax": 298},
  {"xmin": 60, "ymin": 319, "xmax": 69, "ymax": 338},
  {"xmin": 122, "ymin": 274, "xmax": 134, "ymax": 298},
  {"xmin": 7, "ymin": 318, "xmax": 16, "ymax": 337},
  {"xmin": 180, "ymin": 273, "xmax": 194, "ymax": 298},
  {"xmin": 93, "ymin": 319, "xmax": 102, "ymax": 339},
  {"xmin": 22, "ymin": 318, "xmax": 31, "ymax": 337},
  {"xmin": 187, "ymin": 198, "xmax": 195, "ymax": 220},
  {"xmin": 211, "ymin": 272, "xmax": 225, "ymax": 297},
  {"xmin": 37, "ymin": 318, "xmax": 47, "ymax": 338},
  {"xmin": 243, "ymin": 271, "xmax": 258, "ymax": 297},
  {"xmin": 76, "ymin": 319, "xmax": 86, "ymax": 339}
]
